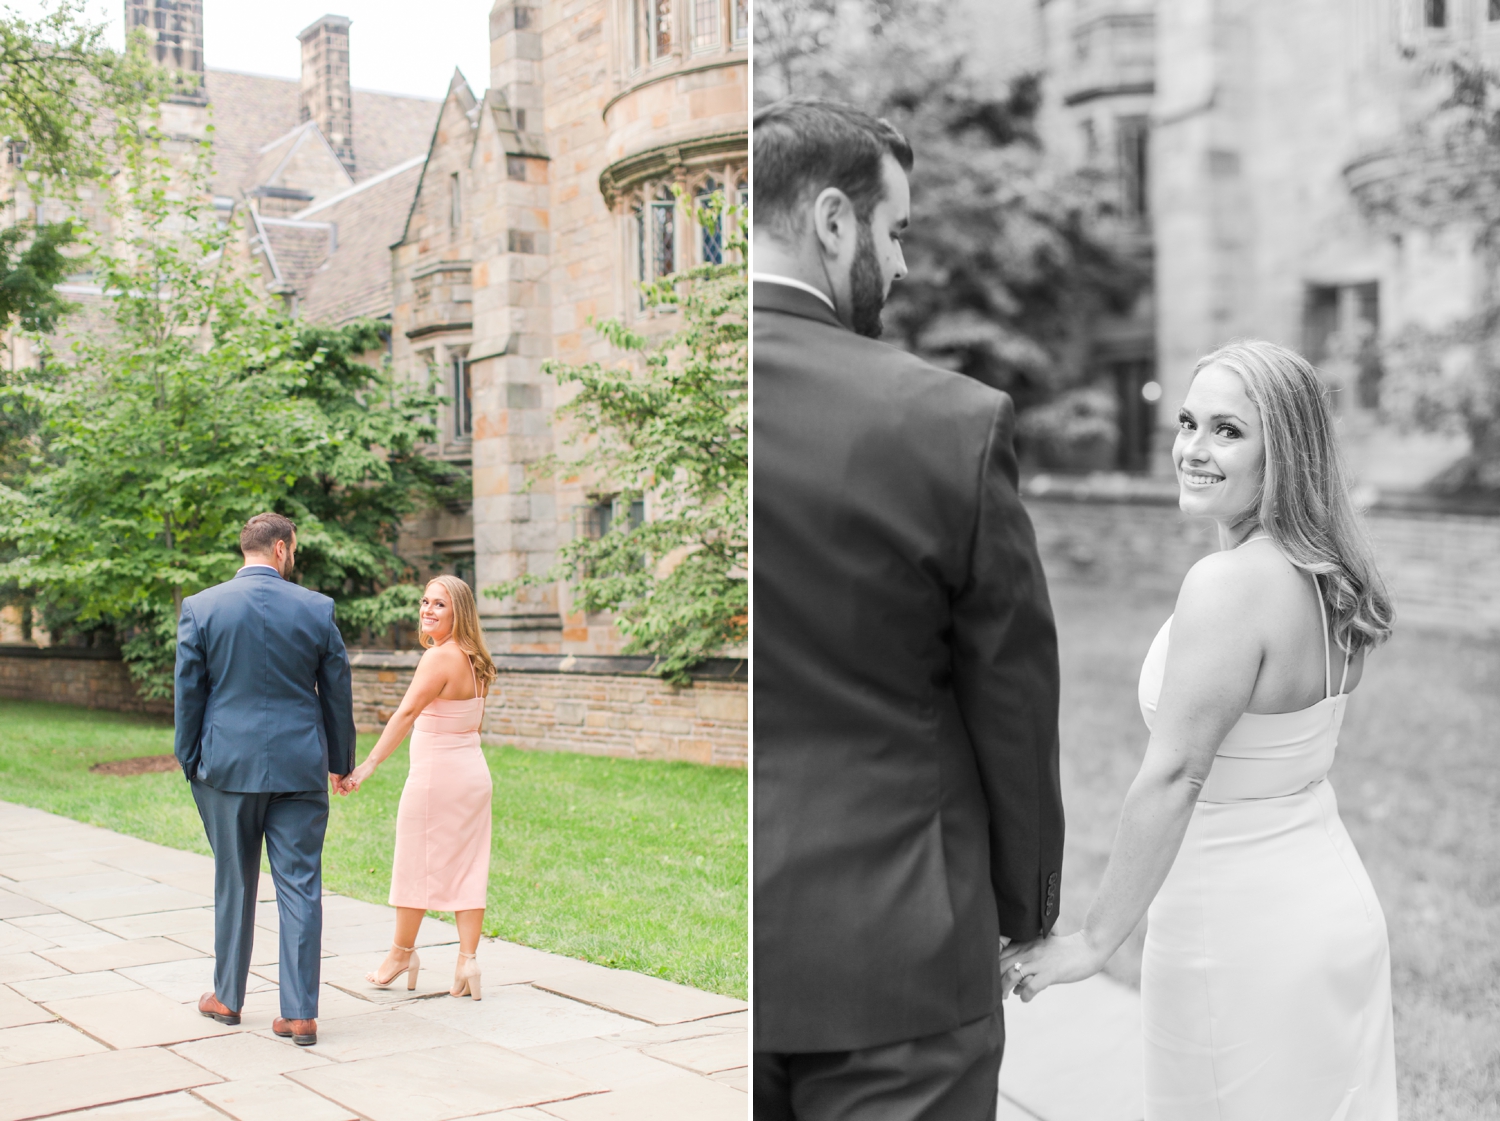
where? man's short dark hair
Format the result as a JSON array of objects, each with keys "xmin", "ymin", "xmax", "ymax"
[
  {"xmin": 753, "ymin": 97, "xmax": 914, "ymax": 239},
  {"xmin": 240, "ymin": 513, "xmax": 296, "ymax": 556}
]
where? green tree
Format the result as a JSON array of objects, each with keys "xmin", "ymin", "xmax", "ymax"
[
  {"xmin": 1349, "ymin": 55, "xmax": 1500, "ymax": 494},
  {"xmin": 1, "ymin": 0, "xmax": 160, "ymax": 182},
  {"xmin": 490, "ymin": 194, "xmax": 747, "ymax": 684},
  {"xmin": 753, "ymin": 0, "xmax": 1143, "ymax": 415},
  {"xmin": 0, "ymin": 101, "xmax": 460, "ymax": 693}
]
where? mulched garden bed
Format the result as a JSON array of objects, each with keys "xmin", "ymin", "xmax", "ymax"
[{"xmin": 89, "ymin": 756, "xmax": 180, "ymax": 776}]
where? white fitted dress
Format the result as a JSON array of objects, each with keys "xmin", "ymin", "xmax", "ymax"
[{"xmin": 1137, "ymin": 584, "xmax": 1398, "ymax": 1120}]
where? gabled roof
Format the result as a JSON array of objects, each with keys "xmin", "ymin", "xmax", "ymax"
[
  {"xmin": 248, "ymin": 121, "xmax": 353, "ymax": 201},
  {"xmin": 294, "ymin": 158, "xmax": 426, "ymax": 324},
  {"xmin": 397, "ymin": 69, "xmax": 479, "ymax": 248},
  {"xmin": 203, "ymin": 68, "xmax": 440, "ymax": 196}
]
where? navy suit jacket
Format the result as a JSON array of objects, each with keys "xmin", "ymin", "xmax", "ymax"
[
  {"xmin": 753, "ymin": 281, "xmax": 1064, "ymax": 1053},
  {"xmin": 173, "ymin": 568, "xmax": 357, "ymax": 793}
]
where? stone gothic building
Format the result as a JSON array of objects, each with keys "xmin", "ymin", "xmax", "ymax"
[
  {"xmin": 389, "ymin": 2, "xmax": 747, "ymax": 655},
  {"xmin": 995, "ymin": 0, "xmax": 1486, "ymax": 484}
]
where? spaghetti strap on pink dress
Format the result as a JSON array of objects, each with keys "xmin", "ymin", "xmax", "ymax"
[{"xmin": 389, "ymin": 651, "xmax": 491, "ymax": 912}]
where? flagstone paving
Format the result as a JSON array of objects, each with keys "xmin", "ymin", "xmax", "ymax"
[
  {"xmin": 0, "ymin": 798, "xmax": 1148, "ymax": 1121},
  {"xmin": 0, "ymin": 801, "xmax": 746, "ymax": 1121}
]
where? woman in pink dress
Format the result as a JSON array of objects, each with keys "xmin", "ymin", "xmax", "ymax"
[{"xmin": 345, "ymin": 575, "xmax": 495, "ymax": 999}]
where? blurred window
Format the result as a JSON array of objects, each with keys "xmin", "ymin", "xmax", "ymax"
[
  {"xmin": 1491, "ymin": 0, "xmax": 1500, "ymax": 20},
  {"xmin": 691, "ymin": 0, "xmax": 719, "ymax": 50},
  {"xmin": 451, "ymin": 349, "xmax": 472, "ymax": 438},
  {"xmin": 733, "ymin": 0, "xmax": 748, "ymax": 42},
  {"xmin": 652, "ymin": 186, "xmax": 676, "ymax": 278},
  {"xmin": 697, "ymin": 177, "xmax": 724, "ymax": 264},
  {"xmin": 1425, "ymin": 0, "xmax": 1446, "ymax": 28},
  {"xmin": 1117, "ymin": 116, "xmax": 1150, "ymax": 222},
  {"xmin": 1304, "ymin": 282, "xmax": 1382, "ymax": 408}
]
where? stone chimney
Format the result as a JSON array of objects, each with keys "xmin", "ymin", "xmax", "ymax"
[
  {"xmin": 297, "ymin": 14, "xmax": 355, "ymax": 175},
  {"xmin": 124, "ymin": 0, "xmax": 206, "ymax": 104}
]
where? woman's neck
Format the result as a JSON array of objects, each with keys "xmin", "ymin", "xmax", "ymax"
[{"xmin": 1217, "ymin": 517, "xmax": 1264, "ymax": 552}]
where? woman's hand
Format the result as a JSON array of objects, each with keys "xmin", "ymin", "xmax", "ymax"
[
  {"xmin": 998, "ymin": 931, "xmax": 1108, "ymax": 1002},
  {"xmin": 343, "ymin": 761, "xmax": 377, "ymax": 793}
]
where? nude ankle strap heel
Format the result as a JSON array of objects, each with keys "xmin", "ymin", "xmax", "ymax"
[
  {"xmin": 451, "ymin": 950, "xmax": 482, "ymax": 1000},
  {"xmin": 366, "ymin": 943, "xmax": 420, "ymax": 990}
]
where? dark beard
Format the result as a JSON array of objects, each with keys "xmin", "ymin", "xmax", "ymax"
[{"xmin": 850, "ymin": 222, "xmax": 886, "ymax": 338}]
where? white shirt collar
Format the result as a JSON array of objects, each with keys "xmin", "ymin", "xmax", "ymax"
[
  {"xmin": 238, "ymin": 564, "xmax": 281, "ymax": 576},
  {"xmin": 751, "ymin": 272, "xmax": 836, "ymax": 312}
]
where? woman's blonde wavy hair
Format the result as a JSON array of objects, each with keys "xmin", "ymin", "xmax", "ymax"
[
  {"xmin": 1192, "ymin": 339, "xmax": 1394, "ymax": 654},
  {"xmin": 419, "ymin": 575, "xmax": 498, "ymax": 694}
]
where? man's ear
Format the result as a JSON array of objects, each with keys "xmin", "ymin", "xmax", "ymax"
[{"xmin": 812, "ymin": 187, "xmax": 854, "ymax": 258}]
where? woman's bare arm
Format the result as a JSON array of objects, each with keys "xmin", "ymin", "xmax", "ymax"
[
  {"xmin": 346, "ymin": 647, "xmax": 458, "ymax": 785},
  {"xmin": 1000, "ymin": 551, "xmax": 1267, "ymax": 998}
]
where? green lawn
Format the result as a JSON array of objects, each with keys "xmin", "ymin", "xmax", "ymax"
[
  {"xmin": 1052, "ymin": 580, "xmax": 1500, "ymax": 1121},
  {"xmin": 0, "ymin": 701, "xmax": 747, "ymax": 998}
]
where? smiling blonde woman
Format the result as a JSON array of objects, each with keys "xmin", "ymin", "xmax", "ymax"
[
  {"xmin": 1001, "ymin": 339, "xmax": 1397, "ymax": 1120},
  {"xmin": 345, "ymin": 575, "xmax": 498, "ymax": 1000}
]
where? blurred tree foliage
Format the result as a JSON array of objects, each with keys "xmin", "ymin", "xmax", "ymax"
[
  {"xmin": 753, "ymin": 0, "xmax": 1145, "ymax": 415},
  {"xmin": 0, "ymin": 101, "xmax": 462, "ymax": 692},
  {"xmin": 1350, "ymin": 55, "xmax": 1500, "ymax": 494}
]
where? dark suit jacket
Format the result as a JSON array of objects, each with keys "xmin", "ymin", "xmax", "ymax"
[
  {"xmin": 753, "ymin": 281, "xmax": 1064, "ymax": 1054},
  {"xmin": 173, "ymin": 568, "xmax": 356, "ymax": 793}
]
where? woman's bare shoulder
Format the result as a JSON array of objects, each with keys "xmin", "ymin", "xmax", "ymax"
[{"xmin": 1176, "ymin": 541, "xmax": 1301, "ymax": 630}]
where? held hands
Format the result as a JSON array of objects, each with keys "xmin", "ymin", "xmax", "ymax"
[
  {"xmin": 340, "ymin": 761, "xmax": 377, "ymax": 794},
  {"xmin": 999, "ymin": 931, "xmax": 1108, "ymax": 1003},
  {"xmin": 329, "ymin": 768, "xmax": 370, "ymax": 796}
]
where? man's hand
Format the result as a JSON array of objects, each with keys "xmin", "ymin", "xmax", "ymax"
[{"xmin": 329, "ymin": 773, "xmax": 352, "ymax": 796}]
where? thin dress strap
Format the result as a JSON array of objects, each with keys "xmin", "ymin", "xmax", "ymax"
[
  {"xmin": 1314, "ymin": 574, "xmax": 1333, "ymax": 701},
  {"xmin": 468, "ymin": 652, "xmax": 482, "ymax": 700}
]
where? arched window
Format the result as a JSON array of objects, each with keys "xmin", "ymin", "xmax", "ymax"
[
  {"xmin": 691, "ymin": 0, "xmax": 719, "ymax": 50},
  {"xmin": 651, "ymin": 186, "xmax": 676, "ymax": 278},
  {"xmin": 697, "ymin": 176, "xmax": 724, "ymax": 264}
]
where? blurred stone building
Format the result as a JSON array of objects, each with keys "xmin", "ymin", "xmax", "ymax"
[{"xmin": 1022, "ymin": 0, "xmax": 1484, "ymax": 482}]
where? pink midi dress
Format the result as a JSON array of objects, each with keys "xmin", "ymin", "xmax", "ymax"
[{"xmin": 389, "ymin": 657, "xmax": 492, "ymax": 912}]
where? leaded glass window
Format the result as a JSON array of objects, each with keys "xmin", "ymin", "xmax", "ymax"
[
  {"xmin": 733, "ymin": 0, "xmax": 748, "ymax": 42},
  {"xmin": 697, "ymin": 177, "xmax": 723, "ymax": 264},
  {"xmin": 651, "ymin": 187, "xmax": 675, "ymax": 278},
  {"xmin": 692, "ymin": 0, "xmax": 719, "ymax": 50}
]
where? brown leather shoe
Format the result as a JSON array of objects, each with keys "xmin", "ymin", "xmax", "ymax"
[
  {"xmin": 197, "ymin": 992, "xmax": 240, "ymax": 1026},
  {"xmin": 272, "ymin": 1016, "xmax": 317, "ymax": 1046}
]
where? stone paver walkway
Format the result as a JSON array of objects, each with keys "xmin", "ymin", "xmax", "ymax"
[{"xmin": 0, "ymin": 801, "xmax": 746, "ymax": 1121}]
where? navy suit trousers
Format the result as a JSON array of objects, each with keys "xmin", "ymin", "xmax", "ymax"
[
  {"xmin": 753, "ymin": 1011, "xmax": 1003, "ymax": 1121},
  {"xmin": 191, "ymin": 783, "xmax": 328, "ymax": 1019}
]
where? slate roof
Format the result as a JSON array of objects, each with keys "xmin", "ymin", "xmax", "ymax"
[
  {"xmin": 204, "ymin": 69, "xmax": 439, "ymax": 196},
  {"xmin": 292, "ymin": 157, "xmax": 426, "ymax": 324}
]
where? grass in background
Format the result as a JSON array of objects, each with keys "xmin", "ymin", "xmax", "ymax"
[
  {"xmin": 1051, "ymin": 580, "xmax": 1500, "ymax": 1120},
  {"xmin": 0, "ymin": 701, "xmax": 747, "ymax": 998}
]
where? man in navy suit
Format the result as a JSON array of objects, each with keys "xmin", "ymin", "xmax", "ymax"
[
  {"xmin": 175, "ymin": 512, "xmax": 357, "ymax": 1047},
  {"xmin": 752, "ymin": 99, "xmax": 1063, "ymax": 1118}
]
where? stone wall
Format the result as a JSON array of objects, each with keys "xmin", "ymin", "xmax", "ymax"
[
  {"xmin": 351, "ymin": 652, "xmax": 749, "ymax": 767},
  {"xmin": 0, "ymin": 647, "xmax": 172, "ymax": 717},
  {"xmin": 1025, "ymin": 482, "xmax": 1500, "ymax": 634},
  {"xmin": 0, "ymin": 647, "xmax": 747, "ymax": 768}
]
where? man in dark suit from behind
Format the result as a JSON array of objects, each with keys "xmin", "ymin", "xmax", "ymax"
[
  {"xmin": 175, "ymin": 512, "xmax": 357, "ymax": 1047},
  {"xmin": 753, "ymin": 98, "xmax": 1065, "ymax": 1118}
]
